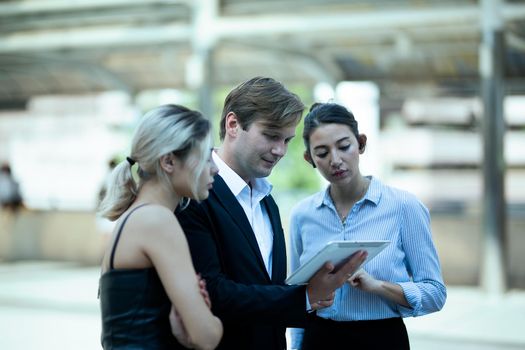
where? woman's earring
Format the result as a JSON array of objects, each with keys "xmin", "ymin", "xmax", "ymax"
[{"xmin": 178, "ymin": 197, "xmax": 191, "ymax": 210}]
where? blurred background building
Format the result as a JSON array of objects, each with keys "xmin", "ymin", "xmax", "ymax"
[{"xmin": 1, "ymin": 1, "xmax": 525, "ymax": 348}]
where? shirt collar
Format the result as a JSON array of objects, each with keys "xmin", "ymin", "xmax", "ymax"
[
  {"xmin": 212, "ymin": 150, "xmax": 273, "ymax": 198},
  {"xmin": 315, "ymin": 176, "xmax": 381, "ymax": 208}
]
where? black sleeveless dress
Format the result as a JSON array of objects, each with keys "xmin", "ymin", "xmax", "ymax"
[{"xmin": 99, "ymin": 205, "xmax": 185, "ymax": 349}]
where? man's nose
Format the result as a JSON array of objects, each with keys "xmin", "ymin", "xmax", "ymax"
[{"xmin": 271, "ymin": 142, "xmax": 286, "ymax": 157}]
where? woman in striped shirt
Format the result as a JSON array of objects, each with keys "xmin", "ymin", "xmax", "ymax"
[{"xmin": 289, "ymin": 102, "xmax": 446, "ymax": 350}]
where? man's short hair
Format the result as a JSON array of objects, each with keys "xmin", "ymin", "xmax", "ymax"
[{"xmin": 219, "ymin": 77, "xmax": 305, "ymax": 140}]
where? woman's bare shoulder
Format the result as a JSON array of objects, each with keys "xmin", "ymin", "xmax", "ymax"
[{"xmin": 127, "ymin": 204, "xmax": 182, "ymax": 235}]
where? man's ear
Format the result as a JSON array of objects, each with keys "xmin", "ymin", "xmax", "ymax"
[
  {"xmin": 358, "ymin": 134, "xmax": 367, "ymax": 153},
  {"xmin": 304, "ymin": 151, "xmax": 316, "ymax": 168},
  {"xmin": 225, "ymin": 112, "xmax": 240, "ymax": 138}
]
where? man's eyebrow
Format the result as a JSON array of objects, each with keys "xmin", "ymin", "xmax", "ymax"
[{"xmin": 261, "ymin": 125, "xmax": 282, "ymax": 132}]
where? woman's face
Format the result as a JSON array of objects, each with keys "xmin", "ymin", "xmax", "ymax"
[
  {"xmin": 174, "ymin": 147, "xmax": 218, "ymax": 201},
  {"xmin": 307, "ymin": 123, "xmax": 362, "ymax": 185},
  {"xmin": 195, "ymin": 148, "xmax": 218, "ymax": 200}
]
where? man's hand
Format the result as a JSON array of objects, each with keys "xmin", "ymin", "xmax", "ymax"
[
  {"xmin": 306, "ymin": 250, "xmax": 367, "ymax": 305},
  {"xmin": 309, "ymin": 291, "xmax": 335, "ymax": 310}
]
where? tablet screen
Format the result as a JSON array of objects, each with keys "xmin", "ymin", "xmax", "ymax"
[{"xmin": 285, "ymin": 240, "xmax": 390, "ymax": 285}]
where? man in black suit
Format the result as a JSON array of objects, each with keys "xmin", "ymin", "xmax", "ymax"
[{"xmin": 177, "ymin": 77, "xmax": 366, "ymax": 350}]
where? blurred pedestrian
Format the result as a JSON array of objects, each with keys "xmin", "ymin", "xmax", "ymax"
[
  {"xmin": 0, "ymin": 163, "xmax": 23, "ymax": 212},
  {"xmin": 98, "ymin": 157, "xmax": 118, "ymax": 205}
]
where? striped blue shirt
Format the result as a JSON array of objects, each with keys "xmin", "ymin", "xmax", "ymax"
[{"xmin": 289, "ymin": 176, "xmax": 446, "ymax": 348}]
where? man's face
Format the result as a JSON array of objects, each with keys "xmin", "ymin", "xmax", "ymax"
[{"xmin": 232, "ymin": 120, "xmax": 297, "ymax": 183}]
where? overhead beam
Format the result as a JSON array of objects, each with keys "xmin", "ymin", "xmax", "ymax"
[
  {"xmin": 506, "ymin": 32, "xmax": 525, "ymax": 52},
  {"xmin": 0, "ymin": 24, "xmax": 191, "ymax": 53},
  {"xmin": 216, "ymin": 4, "xmax": 525, "ymax": 38},
  {"xmin": 0, "ymin": 53, "xmax": 132, "ymax": 95},
  {"xmin": 222, "ymin": 40, "xmax": 343, "ymax": 85},
  {"xmin": 0, "ymin": 0, "xmax": 191, "ymax": 17},
  {"xmin": 1, "ymin": 4, "xmax": 525, "ymax": 53},
  {"xmin": 0, "ymin": 9, "xmax": 189, "ymax": 33}
]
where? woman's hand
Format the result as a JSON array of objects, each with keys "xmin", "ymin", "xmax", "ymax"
[
  {"xmin": 169, "ymin": 305, "xmax": 193, "ymax": 348},
  {"xmin": 197, "ymin": 274, "xmax": 212, "ymax": 309},
  {"xmin": 348, "ymin": 268, "xmax": 411, "ymax": 307},
  {"xmin": 347, "ymin": 268, "xmax": 381, "ymax": 293}
]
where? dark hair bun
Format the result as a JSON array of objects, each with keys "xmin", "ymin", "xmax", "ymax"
[{"xmin": 309, "ymin": 102, "xmax": 322, "ymax": 112}]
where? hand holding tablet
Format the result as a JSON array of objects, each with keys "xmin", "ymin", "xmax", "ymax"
[{"xmin": 286, "ymin": 240, "xmax": 390, "ymax": 285}]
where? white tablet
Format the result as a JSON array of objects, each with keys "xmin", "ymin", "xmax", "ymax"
[{"xmin": 285, "ymin": 240, "xmax": 390, "ymax": 285}]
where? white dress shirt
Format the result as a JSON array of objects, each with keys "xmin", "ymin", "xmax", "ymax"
[{"xmin": 212, "ymin": 151, "xmax": 274, "ymax": 276}]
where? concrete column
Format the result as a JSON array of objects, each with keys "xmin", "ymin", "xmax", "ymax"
[
  {"xmin": 336, "ymin": 82, "xmax": 381, "ymax": 177},
  {"xmin": 479, "ymin": 0, "xmax": 507, "ymax": 294},
  {"xmin": 188, "ymin": 0, "xmax": 217, "ymax": 120}
]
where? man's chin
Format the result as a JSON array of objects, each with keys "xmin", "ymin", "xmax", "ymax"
[{"xmin": 254, "ymin": 167, "xmax": 273, "ymax": 178}]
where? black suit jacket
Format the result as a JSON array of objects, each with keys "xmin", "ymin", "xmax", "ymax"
[{"xmin": 177, "ymin": 175, "xmax": 308, "ymax": 350}]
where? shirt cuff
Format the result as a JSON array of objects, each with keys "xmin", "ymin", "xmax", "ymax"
[
  {"xmin": 305, "ymin": 290, "xmax": 314, "ymax": 312},
  {"xmin": 397, "ymin": 281, "xmax": 422, "ymax": 316},
  {"xmin": 290, "ymin": 327, "xmax": 304, "ymax": 350}
]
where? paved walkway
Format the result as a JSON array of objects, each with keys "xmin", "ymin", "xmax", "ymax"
[
  {"xmin": 405, "ymin": 287, "xmax": 525, "ymax": 350},
  {"xmin": 0, "ymin": 261, "xmax": 524, "ymax": 350}
]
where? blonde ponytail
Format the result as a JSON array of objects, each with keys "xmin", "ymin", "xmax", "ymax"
[{"xmin": 98, "ymin": 160, "xmax": 138, "ymax": 221}]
